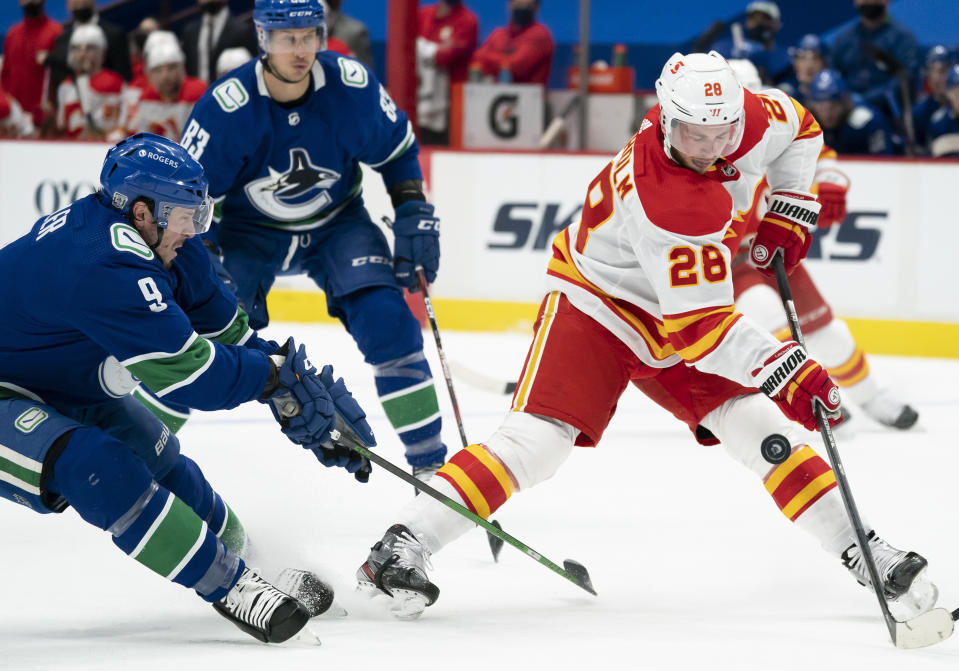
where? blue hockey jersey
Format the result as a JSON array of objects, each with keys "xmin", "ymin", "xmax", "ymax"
[
  {"xmin": 0, "ymin": 194, "xmax": 272, "ymax": 410},
  {"xmin": 180, "ymin": 52, "xmax": 422, "ymax": 232}
]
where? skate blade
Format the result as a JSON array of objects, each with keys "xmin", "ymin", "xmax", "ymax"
[
  {"xmin": 894, "ymin": 608, "xmax": 954, "ymax": 649},
  {"xmin": 289, "ymin": 621, "xmax": 323, "ymax": 647},
  {"xmin": 355, "ymin": 581, "xmax": 428, "ymax": 620}
]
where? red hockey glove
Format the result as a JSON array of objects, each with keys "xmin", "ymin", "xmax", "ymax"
[
  {"xmin": 751, "ymin": 342, "xmax": 842, "ymax": 432},
  {"xmin": 815, "ymin": 182, "xmax": 848, "ymax": 229},
  {"xmin": 749, "ymin": 190, "xmax": 821, "ymax": 277}
]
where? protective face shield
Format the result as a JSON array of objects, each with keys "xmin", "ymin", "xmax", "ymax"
[
  {"xmin": 260, "ymin": 25, "xmax": 327, "ymax": 54},
  {"xmin": 158, "ymin": 197, "xmax": 214, "ymax": 236},
  {"xmin": 656, "ymin": 51, "xmax": 746, "ymax": 162}
]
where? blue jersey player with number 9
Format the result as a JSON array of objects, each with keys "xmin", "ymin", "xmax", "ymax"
[
  {"xmin": 0, "ymin": 132, "xmax": 378, "ymax": 643},
  {"xmin": 179, "ymin": 0, "xmax": 448, "ymax": 481}
]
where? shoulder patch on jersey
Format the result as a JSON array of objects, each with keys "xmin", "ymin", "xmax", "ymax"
[
  {"xmin": 848, "ymin": 105, "xmax": 875, "ymax": 130},
  {"xmin": 110, "ymin": 223, "xmax": 154, "ymax": 260},
  {"xmin": 338, "ymin": 57, "xmax": 368, "ymax": 88},
  {"xmin": 212, "ymin": 77, "xmax": 250, "ymax": 112}
]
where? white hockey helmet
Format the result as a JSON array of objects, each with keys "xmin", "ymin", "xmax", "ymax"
[{"xmin": 655, "ymin": 51, "xmax": 745, "ymax": 162}]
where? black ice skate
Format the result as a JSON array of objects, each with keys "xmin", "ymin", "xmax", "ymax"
[
  {"xmin": 276, "ymin": 568, "xmax": 341, "ymax": 617},
  {"xmin": 841, "ymin": 531, "xmax": 938, "ymax": 618},
  {"xmin": 861, "ymin": 389, "xmax": 919, "ymax": 430},
  {"xmin": 357, "ymin": 524, "xmax": 439, "ymax": 620},
  {"xmin": 213, "ymin": 567, "xmax": 311, "ymax": 643}
]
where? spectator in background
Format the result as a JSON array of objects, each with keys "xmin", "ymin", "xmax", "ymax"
[
  {"xmin": 779, "ymin": 34, "xmax": 827, "ymax": 107},
  {"xmin": 417, "ymin": 0, "xmax": 479, "ymax": 145},
  {"xmin": 1, "ymin": 0, "xmax": 62, "ymax": 128},
  {"xmin": 47, "ymin": 0, "xmax": 132, "ymax": 103},
  {"xmin": 471, "ymin": 0, "xmax": 554, "ymax": 86},
  {"xmin": 913, "ymin": 46, "xmax": 957, "ymax": 150},
  {"xmin": 323, "ymin": 0, "xmax": 374, "ymax": 68},
  {"xmin": 711, "ymin": 2, "xmax": 790, "ymax": 84},
  {"xmin": 56, "ymin": 24, "xmax": 123, "ymax": 140},
  {"xmin": 216, "ymin": 47, "xmax": 255, "ymax": 79},
  {"xmin": 928, "ymin": 64, "xmax": 959, "ymax": 158},
  {"xmin": 830, "ymin": 0, "xmax": 920, "ymax": 121},
  {"xmin": 126, "ymin": 38, "xmax": 206, "ymax": 141},
  {"xmin": 181, "ymin": 0, "xmax": 258, "ymax": 84},
  {"xmin": 0, "ymin": 86, "xmax": 38, "ymax": 138},
  {"xmin": 808, "ymin": 68, "xmax": 898, "ymax": 156}
]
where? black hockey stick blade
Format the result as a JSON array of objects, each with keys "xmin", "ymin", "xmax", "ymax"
[
  {"xmin": 563, "ymin": 559, "xmax": 597, "ymax": 596},
  {"xmin": 488, "ymin": 519, "xmax": 505, "ymax": 562},
  {"xmin": 894, "ymin": 608, "xmax": 955, "ymax": 649}
]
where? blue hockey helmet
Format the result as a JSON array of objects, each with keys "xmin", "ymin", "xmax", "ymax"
[
  {"xmin": 925, "ymin": 45, "xmax": 955, "ymax": 67},
  {"xmin": 789, "ymin": 34, "xmax": 827, "ymax": 59},
  {"xmin": 808, "ymin": 69, "xmax": 848, "ymax": 102},
  {"xmin": 99, "ymin": 133, "xmax": 213, "ymax": 235},
  {"xmin": 253, "ymin": 0, "xmax": 327, "ymax": 56},
  {"xmin": 946, "ymin": 63, "xmax": 959, "ymax": 90}
]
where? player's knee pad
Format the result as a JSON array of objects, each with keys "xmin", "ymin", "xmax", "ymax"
[
  {"xmin": 485, "ymin": 412, "xmax": 577, "ymax": 490},
  {"xmin": 701, "ymin": 394, "xmax": 805, "ymax": 477},
  {"xmin": 50, "ymin": 426, "xmax": 157, "ymax": 532},
  {"xmin": 340, "ymin": 286, "xmax": 423, "ymax": 364},
  {"xmin": 736, "ymin": 283, "xmax": 787, "ymax": 333},
  {"xmin": 805, "ymin": 318, "xmax": 858, "ymax": 370}
]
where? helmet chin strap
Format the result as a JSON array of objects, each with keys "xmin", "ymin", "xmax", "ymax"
[{"xmin": 148, "ymin": 225, "xmax": 165, "ymax": 251}]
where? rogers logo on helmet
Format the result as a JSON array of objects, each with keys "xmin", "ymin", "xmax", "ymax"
[{"xmin": 146, "ymin": 151, "xmax": 179, "ymax": 168}]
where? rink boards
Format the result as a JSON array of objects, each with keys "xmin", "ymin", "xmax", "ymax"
[{"xmin": 0, "ymin": 140, "xmax": 956, "ymax": 357}]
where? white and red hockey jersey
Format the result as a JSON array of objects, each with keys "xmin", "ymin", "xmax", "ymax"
[
  {"xmin": 56, "ymin": 69, "xmax": 123, "ymax": 139},
  {"xmin": 126, "ymin": 77, "xmax": 207, "ymax": 140},
  {"xmin": 545, "ymin": 88, "xmax": 823, "ymax": 388}
]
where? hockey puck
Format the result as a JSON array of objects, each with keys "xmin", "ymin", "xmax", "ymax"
[{"xmin": 760, "ymin": 434, "xmax": 791, "ymax": 464}]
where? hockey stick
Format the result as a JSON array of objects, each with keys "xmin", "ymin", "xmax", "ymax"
[
  {"xmin": 772, "ymin": 253, "xmax": 954, "ymax": 649},
  {"xmin": 448, "ymin": 359, "xmax": 517, "ymax": 396},
  {"xmin": 415, "ymin": 267, "xmax": 505, "ymax": 561},
  {"xmin": 327, "ymin": 416, "xmax": 596, "ymax": 596}
]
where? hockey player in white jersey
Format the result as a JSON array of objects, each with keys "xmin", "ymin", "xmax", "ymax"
[{"xmin": 355, "ymin": 52, "xmax": 939, "ymax": 621}]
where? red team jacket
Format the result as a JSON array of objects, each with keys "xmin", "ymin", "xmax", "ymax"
[
  {"xmin": 0, "ymin": 14, "xmax": 62, "ymax": 126},
  {"xmin": 471, "ymin": 21, "xmax": 554, "ymax": 85},
  {"xmin": 418, "ymin": 3, "xmax": 480, "ymax": 84}
]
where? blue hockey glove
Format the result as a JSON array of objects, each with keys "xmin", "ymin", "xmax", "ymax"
[
  {"xmin": 262, "ymin": 338, "xmax": 336, "ymax": 446},
  {"xmin": 392, "ymin": 201, "xmax": 440, "ymax": 289},
  {"xmin": 306, "ymin": 365, "xmax": 375, "ymax": 483}
]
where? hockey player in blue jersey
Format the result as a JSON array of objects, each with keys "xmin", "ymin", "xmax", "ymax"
[
  {"xmin": 0, "ymin": 133, "xmax": 376, "ymax": 643},
  {"xmin": 180, "ymin": 0, "xmax": 448, "ymax": 482}
]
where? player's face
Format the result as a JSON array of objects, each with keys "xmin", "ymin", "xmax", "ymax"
[
  {"xmin": 670, "ymin": 122, "xmax": 736, "ymax": 173},
  {"xmin": 267, "ymin": 28, "xmax": 320, "ymax": 81},
  {"xmin": 927, "ymin": 62, "xmax": 951, "ymax": 96},
  {"xmin": 947, "ymin": 86, "xmax": 959, "ymax": 114},
  {"xmin": 69, "ymin": 44, "xmax": 104, "ymax": 74},
  {"xmin": 148, "ymin": 62, "xmax": 185, "ymax": 99},
  {"xmin": 793, "ymin": 52, "xmax": 824, "ymax": 84},
  {"xmin": 810, "ymin": 99, "xmax": 844, "ymax": 129}
]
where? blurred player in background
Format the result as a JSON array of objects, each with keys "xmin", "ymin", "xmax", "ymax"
[
  {"xmin": 355, "ymin": 52, "xmax": 938, "ymax": 622},
  {"xmin": 727, "ymin": 59, "xmax": 919, "ymax": 430},
  {"xmin": 180, "ymin": 0, "xmax": 449, "ymax": 481},
  {"xmin": 126, "ymin": 36, "xmax": 207, "ymax": 140},
  {"xmin": 56, "ymin": 24, "xmax": 123, "ymax": 140},
  {"xmin": 0, "ymin": 133, "xmax": 377, "ymax": 643}
]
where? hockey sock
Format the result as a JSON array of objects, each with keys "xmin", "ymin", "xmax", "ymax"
[
  {"xmin": 159, "ymin": 454, "xmax": 248, "ymax": 556},
  {"xmin": 762, "ymin": 444, "xmax": 838, "ymax": 521},
  {"xmin": 52, "ymin": 428, "xmax": 243, "ymax": 602},
  {"xmin": 374, "ymin": 351, "xmax": 446, "ymax": 467},
  {"xmin": 132, "ymin": 385, "xmax": 191, "ymax": 433}
]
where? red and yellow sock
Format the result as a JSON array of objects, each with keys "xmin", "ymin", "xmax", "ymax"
[{"xmin": 435, "ymin": 443, "xmax": 519, "ymax": 519}]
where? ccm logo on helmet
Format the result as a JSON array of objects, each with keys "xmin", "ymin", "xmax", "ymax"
[{"xmin": 137, "ymin": 149, "xmax": 180, "ymax": 169}]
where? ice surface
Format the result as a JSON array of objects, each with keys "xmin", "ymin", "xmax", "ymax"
[{"xmin": 2, "ymin": 324, "xmax": 957, "ymax": 670}]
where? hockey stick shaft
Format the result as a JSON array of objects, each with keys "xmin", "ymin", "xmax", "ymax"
[
  {"xmin": 771, "ymin": 254, "xmax": 898, "ymax": 642},
  {"xmin": 416, "ymin": 267, "xmax": 469, "ymax": 447},
  {"xmin": 328, "ymin": 421, "xmax": 596, "ymax": 595}
]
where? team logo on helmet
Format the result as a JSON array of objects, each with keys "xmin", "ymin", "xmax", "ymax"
[{"xmin": 244, "ymin": 148, "xmax": 340, "ymax": 221}]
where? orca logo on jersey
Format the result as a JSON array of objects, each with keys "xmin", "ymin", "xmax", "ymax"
[{"xmin": 244, "ymin": 148, "xmax": 341, "ymax": 221}]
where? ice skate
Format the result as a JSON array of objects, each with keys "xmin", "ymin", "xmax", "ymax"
[
  {"xmin": 841, "ymin": 531, "xmax": 938, "ymax": 619},
  {"xmin": 357, "ymin": 524, "xmax": 439, "ymax": 620},
  {"xmin": 276, "ymin": 568, "xmax": 346, "ymax": 618},
  {"xmin": 213, "ymin": 567, "xmax": 311, "ymax": 643},
  {"xmin": 861, "ymin": 389, "xmax": 919, "ymax": 429}
]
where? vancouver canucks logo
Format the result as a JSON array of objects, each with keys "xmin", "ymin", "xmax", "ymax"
[{"xmin": 244, "ymin": 148, "xmax": 341, "ymax": 221}]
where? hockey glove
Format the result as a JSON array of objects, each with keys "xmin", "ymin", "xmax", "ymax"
[
  {"xmin": 749, "ymin": 190, "xmax": 822, "ymax": 277},
  {"xmin": 752, "ymin": 342, "xmax": 842, "ymax": 432},
  {"xmin": 392, "ymin": 201, "xmax": 440, "ymax": 289},
  {"xmin": 814, "ymin": 182, "xmax": 848, "ymax": 229},
  {"xmin": 261, "ymin": 338, "xmax": 337, "ymax": 447},
  {"xmin": 306, "ymin": 365, "xmax": 375, "ymax": 483}
]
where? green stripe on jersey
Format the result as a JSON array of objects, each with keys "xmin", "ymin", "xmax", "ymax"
[
  {"xmin": 0, "ymin": 452, "xmax": 42, "ymax": 494},
  {"xmin": 124, "ymin": 334, "xmax": 214, "ymax": 397},
  {"xmin": 203, "ymin": 308, "xmax": 252, "ymax": 346},
  {"xmin": 133, "ymin": 495, "xmax": 205, "ymax": 578},
  {"xmin": 218, "ymin": 504, "xmax": 248, "ymax": 556},
  {"xmin": 132, "ymin": 388, "xmax": 190, "ymax": 434},
  {"xmin": 381, "ymin": 383, "xmax": 440, "ymax": 432}
]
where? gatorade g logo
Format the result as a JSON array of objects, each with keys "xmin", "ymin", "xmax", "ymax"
[
  {"xmin": 489, "ymin": 94, "xmax": 519, "ymax": 139},
  {"xmin": 15, "ymin": 407, "xmax": 49, "ymax": 434}
]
